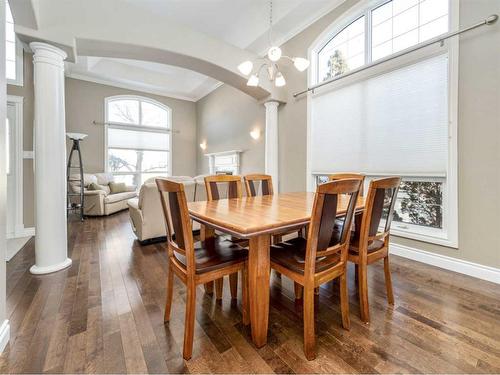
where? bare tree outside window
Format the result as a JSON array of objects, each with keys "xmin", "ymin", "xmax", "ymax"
[
  {"xmin": 324, "ymin": 50, "xmax": 349, "ymax": 81},
  {"xmin": 394, "ymin": 181, "xmax": 443, "ymax": 229}
]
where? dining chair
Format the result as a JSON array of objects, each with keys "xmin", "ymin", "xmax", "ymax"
[
  {"xmin": 329, "ymin": 173, "xmax": 366, "ymax": 238},
  {"xmin": 243, "ymin": 173, "xmax": 274, "ymax": 196},
  {"xmin": 156, "ymin": 178, "xmax": 249, "ymax": 360},
  {"xmin": 348, "ymin": 176, "xmax": 401, "ymax": 323},
  {"xmin": 244, "ymin": 173, "xmax": 305, "ymax": 240},
  {"xmin": 328, "ymin": 173, "xmax": 365, "ymax": 196},
  {"xmin": 270, "ymin": 178, "xmax": 361, "ymax": 360},
  {"xmin": 204, "ymin": 174, "xmax": 246, "ymax": 300},
  {"xmin": 244, "ymin": 174, "xmax": 304, "ymax": 282}
]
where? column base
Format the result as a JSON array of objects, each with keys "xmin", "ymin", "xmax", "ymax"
[{"xmin": 30, "ymin": 258, "xmax": 72, "ymax": 275}]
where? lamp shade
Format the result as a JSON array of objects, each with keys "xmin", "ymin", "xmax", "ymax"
[
  {"xmin": 293, "ymin": 57, "xmax": 310, "ymax": 72},
  {"xmin": 275, "ymin": 72, "xmax": 286, "ymax": 87},
  {"xmin": 238, "ymin": 60, "xmax": 253, "ymax": 76},
  {"xmin": 247, "ymin": 74, "xmax": 259, "ymax": 86}
]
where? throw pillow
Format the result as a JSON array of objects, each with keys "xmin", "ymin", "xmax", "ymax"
[{"xmin": 109, "ymin": 181, "xmax": 128, "ymax": 194}]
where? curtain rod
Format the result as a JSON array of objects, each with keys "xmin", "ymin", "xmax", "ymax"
[
  {"xmin": 293, "ymin": 14, "xmax": 498, "ymax": 98},
  {"xmin": 92, "ymin": 120, "xmax": 180, "ymax": 134}
]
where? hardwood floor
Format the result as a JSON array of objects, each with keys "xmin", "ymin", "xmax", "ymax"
[{"xmin": 1, "ymin": 211, "xmax": 500, "ymax": 373}]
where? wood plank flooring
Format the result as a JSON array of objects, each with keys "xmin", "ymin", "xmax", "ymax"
[{"xmin": 1, "ymin": 211, "xmax": 500, "ymax": 373}]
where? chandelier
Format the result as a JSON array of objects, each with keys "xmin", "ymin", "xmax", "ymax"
[{"xmin": 238, "ymin": 0, "xmax": 310, "ymax": 87}]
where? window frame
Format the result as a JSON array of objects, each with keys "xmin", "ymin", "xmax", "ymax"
[
  {"xmin": 5, "ymin": 0, "xmax": 23, "ymax": 86},
  {"xmin": 104, "ymin": 95, "xmax": 173, "ymax": 186},
  {"xmin": 307, "ymin": 0, "xmax": 459, "ymax": 248}
]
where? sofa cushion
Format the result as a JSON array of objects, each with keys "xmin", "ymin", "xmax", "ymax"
[
  {"xmin": 109, "ymin": 181, "xmax": 128, "ymax": 194},
  {"xmin": 104, "ymin": 191, "xmax": 137, "ymax": 204},
  {"xmin": 127, "ymin": 197, "xmax": 139, "ymax": 210},
  {"xmin": 88, "ymin": 182, "xmax": 109, "ymax": 193},
  {"xmin": 69, "ymin": 173, "xmax": 97, "ymax": 188}
]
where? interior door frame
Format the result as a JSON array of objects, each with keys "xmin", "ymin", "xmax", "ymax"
[{"xmin": 6, "ymin": 95, "xmax": 23, "ymax": 239}]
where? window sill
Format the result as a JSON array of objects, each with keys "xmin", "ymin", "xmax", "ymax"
[
  {"xmin": 390, "ymin": 227, "xmax": 458, "ymax": 249},
  {"xmin": 7, "ymin": 78, "xmax": 23, "ymax": 87}
]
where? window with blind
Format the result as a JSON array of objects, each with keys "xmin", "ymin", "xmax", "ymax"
[
  {"xmin": 309, "ymin": 0, "xmax": 458, "ymax": 247},
  {"xmin": 105, "ymin": 96, "xmax": 171, "ymax": 187}
]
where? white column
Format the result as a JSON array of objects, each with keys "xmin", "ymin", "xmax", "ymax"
[
  {"xmin": 264, "ymin": 101, "xmax": 279, "ymax": 191},
  {"xmin": 30, "ymin": 42, "xmax": 72, "ymax": 275}
]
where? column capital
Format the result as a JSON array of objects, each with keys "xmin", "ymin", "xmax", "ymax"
[
  {"xmin": 30, "ymin": 42, "xmax": 67, "ymax": 68},
  {"xmin": 264, "ymin": 100, "xmax": 280, "ymax": 109}
]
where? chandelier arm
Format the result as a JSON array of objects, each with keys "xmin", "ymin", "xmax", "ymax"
[{"xmin": 256, "ymin": 62, "xmax": 268, "ymax": 77}]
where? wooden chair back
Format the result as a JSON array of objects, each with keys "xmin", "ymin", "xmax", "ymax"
[
  {"xmin": 356, "ymin": 177, "xmax": 401, "ymax": 249},
  {"xmin": 244, "ymin": 174, "xmax": 274, "ymax": 197},
  {"xmin": 204, "ymin": 175, "xmax": 243, "ymax": 201},
  {"xmin": 328, "ymin": 173, "xmax": 365, "ymax": 196},
  {"xmin": 304, "ymin": 179, "xmax": 361, "ymax": 276},
  {"xmin": 156, "ymin": 178, "xmax": 196, "ymax": 271}
]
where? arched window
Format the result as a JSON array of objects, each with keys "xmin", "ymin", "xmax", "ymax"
[
  {"xmin": 105, "ymin": 96, "xmax": 172, "ymax": 186},
  {"xmin": 308, "ymin": 0, "xmax": 458, "ymax": 247},
  {"xmin": 315, "ymin": 0, "xmax": 449, "ymax": 83}
]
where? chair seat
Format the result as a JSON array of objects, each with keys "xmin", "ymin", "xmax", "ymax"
[
  {"xmin": 270, "ymin": 237, "xmax": 341, "ymax": 275},
  {"xmin": 348, "ymin": 239, "xmax": 385, "ymax": 254},
  {"xmin": 174, "ymin": 237, "xmax": 247, "ymax": 274}
]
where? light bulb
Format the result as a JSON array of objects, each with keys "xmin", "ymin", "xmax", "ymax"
[
  {"xmin": 238, "ymin": 60, "xmax": 253, "ymax": 76},
  {"xmin": 267, "ymin": 46, "xmax": 282, "ymax": 62},
  {"xmin": 275, "ymin": 72, "xmax": 286, "ymax": 87},
  {"xmin": 199, "ymin": 141, "xmax": 207, "ymax": 150},
  {"xmin": 293, "ymin": 57, "xmax": 310, "ymax": 72},
  {"xmin": 250, "ymin": 128, "xmax": 260, "ymax": 140},
  {"xmin": 247, "ymin": 74, "xmax": 259, "ymax": 86}
]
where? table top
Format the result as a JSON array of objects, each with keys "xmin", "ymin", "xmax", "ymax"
[{"xmin": 188, "ymin": 192, "xmax": 365, "ymax": 238}]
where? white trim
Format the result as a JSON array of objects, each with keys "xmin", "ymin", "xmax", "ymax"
[
  {"xmin": 6, "ymin": 95, "xmax": 24, "ymax": 244},
  {"xmin": 66, "ymin": 72, "xmax": 206, "ymax": 102},
  {"xmin": 30, "ymin": 257, "xmax": 72, "ymax": 275},
  {"xmin": 204, "ymin": 150, "xmax": 242, "ymax": 175},
  {"xmin": 5, "ymin": 233, "xmax": 31, "ymax": 261},
  {"xmin": 0, "ymin": 320, "xmax": 10, "ymax": 354},
  {"xmin": 390, "ymin": 243, "xmax": 500, "ymax": 285},
  {"xmin": 6, "ymin": 36, "xmax": 24, "ymax": 87}
]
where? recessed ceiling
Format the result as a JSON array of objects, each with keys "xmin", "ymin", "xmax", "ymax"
[
  {"xmin": 65, "ymin": 0, "xmax": 343, "ymax": 101},
  {"xmin": 65, "ymin": 57, "xmax": 222, "ymax": 102}
]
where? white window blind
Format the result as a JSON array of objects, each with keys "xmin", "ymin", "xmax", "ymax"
[
  {"xmin": 310, "ymin": 54, "xmax": 448, "ymax": 176},
  {"xmin": 107, "ymin": 127, "xmax": 169, "ymax": 152}
]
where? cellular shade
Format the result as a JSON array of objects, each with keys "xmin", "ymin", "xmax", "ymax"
[
  {"xmin": 107, "ymin": 127, "xmax": 170, "ymax": 152},
  {"xmin": 310, "ymin": 53, "xmax": 448, "ymax": 176}
]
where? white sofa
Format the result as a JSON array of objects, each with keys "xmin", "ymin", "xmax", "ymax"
[
  {"xmin": 68, "ymin": 173, "xmax": 137, "ymax": 216},
  {"xmin": 128, "ymin": 175, "xmax": 208, "ymax": 243}
]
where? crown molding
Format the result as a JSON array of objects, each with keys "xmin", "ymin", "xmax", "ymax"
[{"xmin": 65, "ymin": 72, "xmax": 199, "ymax": 102}]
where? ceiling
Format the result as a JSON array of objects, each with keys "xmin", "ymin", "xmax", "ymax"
[{"xmin": 65, "ymin": 0, "xmax": 343, "ymax": 102}]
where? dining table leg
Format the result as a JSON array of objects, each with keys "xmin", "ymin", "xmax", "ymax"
[
  {"xmin": 201, "ymin": 224, "xmax": 215, "ymax": 295},
  {"xmin": 248, "ymin": 234, "xmax": 271, "ymax": 348}
]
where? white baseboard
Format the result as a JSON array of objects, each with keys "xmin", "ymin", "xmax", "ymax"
[
  {"xmin": 5, "ymin": 227, "xmax": 34, "ymax": 261},
  {"xmin": 390, "ymin": 243, "xmax": 500, "ymax": 285},
  {"xmin": 0, "ymin": 320, "xmax": 10, "ymax": 354}
]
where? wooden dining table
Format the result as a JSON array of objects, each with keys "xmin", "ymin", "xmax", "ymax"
[{"xmin": 188, "ymin": 191, "xmax": 365, "ymax": 348}]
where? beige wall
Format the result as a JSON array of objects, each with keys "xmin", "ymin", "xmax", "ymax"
[
  {"xmin": 65, "ymin": 78, "xmax": 198, "ymax": 176},
  {"xmin": 194, "ymin": 0, "xmax": 500, "ymax": 268},
  {"xmin": 7, "ymin": 53, "xmax": 198, "ymax": 228},
  {"xmin": 196, "ymin": 84, "xmax": 265, "ymax": 175}
]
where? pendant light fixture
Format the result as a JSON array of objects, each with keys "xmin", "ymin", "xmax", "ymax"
[{"xmin": 238, "ymin": 0, "xmax": 310, "ymax": 88}]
